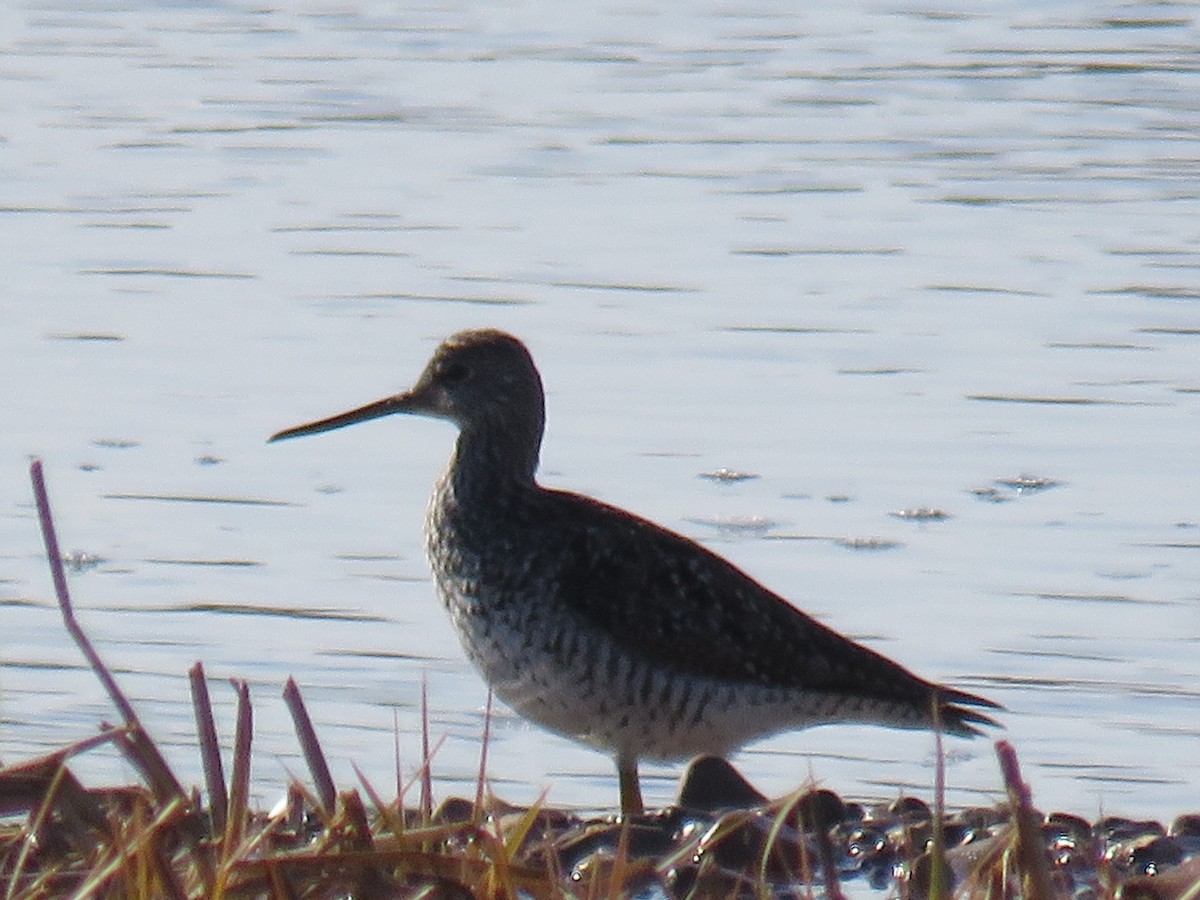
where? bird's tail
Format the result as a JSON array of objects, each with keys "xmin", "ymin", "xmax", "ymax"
[{"xmin": 937, "ymin": 685, "xmax": 1003, "ymax": 736}]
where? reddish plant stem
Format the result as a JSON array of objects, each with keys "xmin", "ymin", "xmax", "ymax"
[
  {"xmin": 189, "ymin": 661, "xmax": 228, "ymax": 832},
  {"xmin": 29, "ymin": 459, "xmax": 185, "ymax": 805},
  {"xmin": 283, "ymin": 677, "xmax": 336, "ymax": 815}
]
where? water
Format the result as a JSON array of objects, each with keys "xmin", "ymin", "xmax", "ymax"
[{"xmin": 2, "ymin": 0, "xmax": 1198, "ymax": 826}]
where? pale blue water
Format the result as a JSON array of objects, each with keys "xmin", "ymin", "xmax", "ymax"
[{"xmin": 2, "ymin": 0, "xmax": 1198, "ymax": 827}]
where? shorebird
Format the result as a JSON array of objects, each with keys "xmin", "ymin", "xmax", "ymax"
[{"xmin": 270, "ymin": 328, "xmax": 999, "ymax": 815}]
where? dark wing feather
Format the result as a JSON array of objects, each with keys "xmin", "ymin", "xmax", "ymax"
[{"xmin": 530, "ymin": 488, "xmax": 1000, "ymax": 734}]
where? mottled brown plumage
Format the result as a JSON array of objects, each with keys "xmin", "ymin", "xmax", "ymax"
[{"xmin": 271, "ymin": 329, "xmax": 1000, "ymax": 814}]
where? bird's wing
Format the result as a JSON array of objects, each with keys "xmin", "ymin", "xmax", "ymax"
[{"xmin": 532, "ymin": 488, "xmax": 999, "ymax": 731}]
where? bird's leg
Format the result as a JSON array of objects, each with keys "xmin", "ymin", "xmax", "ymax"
[{"xmin": 617, "ymin": 753, "xmax": 644, "ymax": 817}]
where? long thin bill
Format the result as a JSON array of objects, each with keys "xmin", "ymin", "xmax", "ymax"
[{"xmin": 268, "ymin": 393, "xmax": 412, "ymax": 443}]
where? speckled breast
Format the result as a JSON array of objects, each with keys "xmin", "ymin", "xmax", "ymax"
[
  {"xmin": 423, "ymin": 493, "xmax": 624, "ymax": 751},
  {"xmin": 421, "ymin": 481, "xmax": 819, "ymax": 762}
]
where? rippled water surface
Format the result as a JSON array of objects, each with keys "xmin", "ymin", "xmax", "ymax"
[{"xmin": 2, "ymin": 0, "xmax": 1198, "ymax": 826}]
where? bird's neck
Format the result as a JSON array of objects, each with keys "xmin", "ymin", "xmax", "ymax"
[{"xmin": 446, "ymin": 419, "xmax": 541, "ymax": 503}]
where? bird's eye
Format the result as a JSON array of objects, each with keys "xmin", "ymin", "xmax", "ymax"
[{"xmin": 441, "ymin": 361, "xmax": 470, "ymax": 384}]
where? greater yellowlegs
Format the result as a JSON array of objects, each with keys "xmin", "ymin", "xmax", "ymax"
[{"xmin": 270, "ymin": 329, "xmax": 999, "ymax": 814}]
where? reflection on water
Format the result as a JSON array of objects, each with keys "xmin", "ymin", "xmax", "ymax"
[{"xmin": 2, "ymin": 0, "xmax": 1198, "ymax": 826}]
